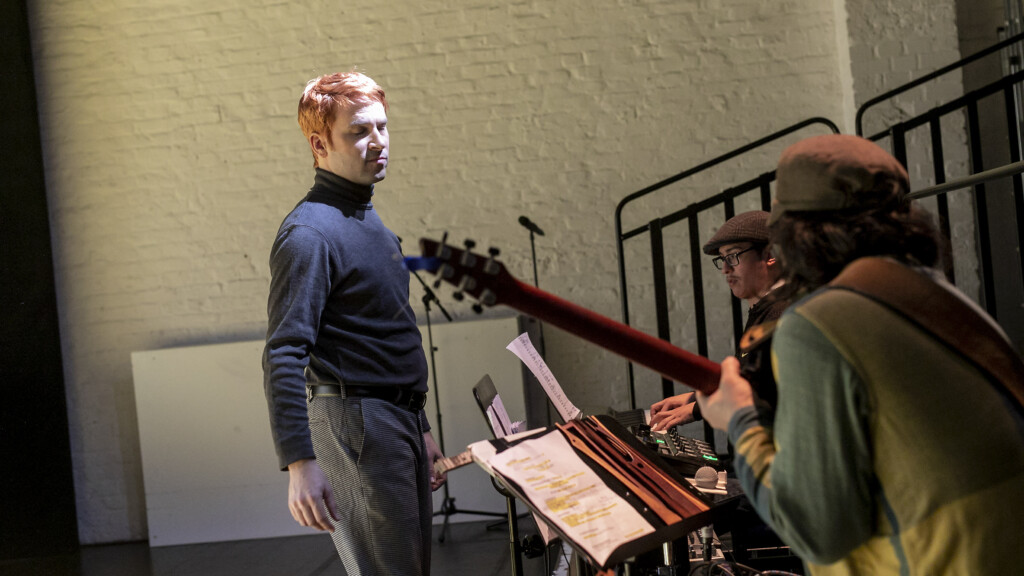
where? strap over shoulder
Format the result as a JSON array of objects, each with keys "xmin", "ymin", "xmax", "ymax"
[{"xmin": 828, "ymin": 257, "xmax": 1024, "ymax": 413}]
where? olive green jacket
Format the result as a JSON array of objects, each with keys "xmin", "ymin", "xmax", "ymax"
[{"xmin": 729, "ymin": 262, "xmax": 1024, "ymax": 575}]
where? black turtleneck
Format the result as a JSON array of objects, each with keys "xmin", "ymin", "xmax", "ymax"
[
  {"xmin": 309, "ymin": 167, "xmax": 374, "ymax": 206},
  {"xmin": 262, "ymin": 169, "xmax": 428, "ymax": 468}
]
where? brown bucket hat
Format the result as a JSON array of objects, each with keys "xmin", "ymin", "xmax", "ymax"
[{"xmin": 769, "ymin": 134, "xmax": 909, "ymax": 225}]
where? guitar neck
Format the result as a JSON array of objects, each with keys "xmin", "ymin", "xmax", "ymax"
[{"xmin": 504, "ymin": 277, "xmax": 721, "ymax": 395}]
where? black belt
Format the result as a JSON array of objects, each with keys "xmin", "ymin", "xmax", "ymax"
[{"xmin": 308, "ymin": 384, "xmax": 427, "ymax": 412}]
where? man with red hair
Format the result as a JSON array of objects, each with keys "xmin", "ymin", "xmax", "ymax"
[{"xmin": 263, "ymin": 71, "xmax": 445, "ymax": 575}]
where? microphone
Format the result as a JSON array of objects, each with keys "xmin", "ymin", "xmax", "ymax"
[
  {"xmin": 694, "ymin": 466, "xmax": 718, "ymax": 489},
  {"xmin": 518, "ymin": 215, "xmax": 545, "ymax": 236}
]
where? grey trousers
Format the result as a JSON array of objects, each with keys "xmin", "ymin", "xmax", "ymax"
[{"xmin": 307, "ymin": 394, "xmax": 432, "ymax": 576}]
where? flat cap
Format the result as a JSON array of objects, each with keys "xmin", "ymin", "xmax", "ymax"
[
  {"xmin": 702, "ymin": 210, "xmax": 770, "ymax": 255},
  {"xmin": 769, "ymin": 134, "xmax": 909, "ymax": 225}
]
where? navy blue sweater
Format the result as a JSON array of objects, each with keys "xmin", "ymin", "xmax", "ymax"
[{"xmin": 263, "ymin": 169, "xmax": 428, "ymax": 469}]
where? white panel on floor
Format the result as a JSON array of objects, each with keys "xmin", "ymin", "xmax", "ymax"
[
  {"xmin": 131, "ymin": 314, "xmax": 526, "ymax": 546},
  {"xmin": 131, "ymin": 339, "xmax": 303, "ymax": 547}
]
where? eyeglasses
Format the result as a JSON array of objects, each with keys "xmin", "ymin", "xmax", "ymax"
[{"xmin": 711, "ymin": 246, "xmax": 758, "ymax": 270}]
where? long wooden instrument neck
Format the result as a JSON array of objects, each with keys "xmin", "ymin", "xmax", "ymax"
[{"xmin": 504, "ymin": 277, "xmax": 721, "ymax": 395}]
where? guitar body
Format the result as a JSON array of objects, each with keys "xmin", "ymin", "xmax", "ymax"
[{"xmin": 737, "ymin": 321, "xmax": 778, "ymax": 414}]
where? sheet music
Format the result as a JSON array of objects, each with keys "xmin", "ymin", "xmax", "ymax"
[
  {"xmin": 477, "ymin": 430, "xmax": 656, "ymax": 566},
  {"xmin": 506, "ymin": 332, "xmax": 581, "ymax": 422},
  {"xmin": 485, "ymin": 394, "xmax": 516, "ymax": 438}
]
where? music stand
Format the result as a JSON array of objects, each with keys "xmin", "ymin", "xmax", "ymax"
[{"xmin": 472, "ymin": 375, "xmax": 548, "ymax": 576}]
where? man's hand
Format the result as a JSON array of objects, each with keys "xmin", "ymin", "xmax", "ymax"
[
  {"xmin": 424, "ymin": 431, "xmax": 447, "ymax": 491},
  {"xmin": 650, "ymin": 392, "xmax": 696, "ymax": 431},
  {"xmin": 287, "ymin": 458, "xmax": 338, "ymax": 532},
  {"xmin": 696, "ymin": 357, "xmax": 755, "ymax": 431}
]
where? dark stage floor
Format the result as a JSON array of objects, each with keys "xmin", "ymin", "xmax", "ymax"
[
  {"xmin": 3, "ymin": 519, "xmax": 804, "ymax": 575},
  {"xmin": 2, "ymin": 520, "xmax": 562, "ymax": 576}
]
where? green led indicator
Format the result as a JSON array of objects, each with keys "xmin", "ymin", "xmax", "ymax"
[
  {"xmin": 655, "ymin": 439, "xmax": 666, "ymax": 444},
  {"xmin": 702, "ymin": 455, "xmax": 718, "ymax": 461}
]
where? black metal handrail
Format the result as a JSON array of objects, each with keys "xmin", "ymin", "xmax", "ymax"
[
  {"xmin": 856, "ymin": 30, "xmax": 1024, "ymax": 136},
  {"xmin": 612, "ymin": 33, "xmax": 1024, "ymax": 442},
  {"xmin": 614, "ymin": 118, "xmax": 840, "ymax": 409},
  {"xmin": 855, "ymin": 31, "xmax": 1024, "ymax": 314},
  {"xmin": 864, "ymin": 67, "xmax": 1024, "ymax": 142},
  {"xmin": 614, "ymin": 117, "xmax": 839, "ymax": 217},
  {"xmin": 863, "ymin": 68, "xmax": 1024, "ymax": 321}
]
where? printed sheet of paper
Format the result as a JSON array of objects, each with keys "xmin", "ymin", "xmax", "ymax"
[
  {"xmin": 468, "ymin": 428, "xmax": 556, "ymax": 542},
  {"xmin": 487, "ymin": 430, "xmax": 655, "ymax": 565},
  {"xmin": 506, "ymin": 333, "xmax": 581, "ymax": 422},
  {"xmin": 486, "ymin": 395, "xmax": 515, "ymax": 438}
]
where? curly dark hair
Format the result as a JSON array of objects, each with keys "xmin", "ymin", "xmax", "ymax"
[{"xmin": 769, "ymin": 203, "xmax": 946, "ymax": 301}]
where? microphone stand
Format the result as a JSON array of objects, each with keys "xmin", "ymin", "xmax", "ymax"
[
  {"xmin": 528, "ymin": 228, "xmax": 541, "ymax": 291},
  {"xmin": 521, "ymin": 220, "xmax": 549, "ymax": 428},
  {"xmin": 519, "ymin": 220, "xmax": 555, "ymax": 575},
  {"xmin": 519, "ymin": 219, "xmax": 545, "ymax": 355},
  {"xmin": 412, "ymin": 270, "xmax": 506, "ymax": 545}
]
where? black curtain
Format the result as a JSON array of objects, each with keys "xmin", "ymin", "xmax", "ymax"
[{"xmin": 0, "ymin": 0, "xmax": 80, "ymax": 561}]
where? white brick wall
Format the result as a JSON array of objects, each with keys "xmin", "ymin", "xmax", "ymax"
[
  {"xmin": 28, "ymin": 0, "xmax": 962, "ymax": 543},
  {"xmin": 845, "ymin": 0, "xmax": 978, "ymax": 301}
]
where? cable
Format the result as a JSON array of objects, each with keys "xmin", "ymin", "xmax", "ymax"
[{"xmin": 687, "ymin": 558, "xmax": 799, "ymax": 576}]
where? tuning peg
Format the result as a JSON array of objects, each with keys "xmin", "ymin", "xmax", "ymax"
[
  {"xmin": 480, "ymin": 289, "xmax": 497, "ymax": 307},
  {"xmin": 432, "ymin": 279, "xmax": 442, "ymax": 289},
  {"xmin": 458, "ymin": 276, "xmax": 477, "ymax": 292},
  {"xmin": 471, "ymin": 303, "xmax": 484, "ymax": 314},
  {"xmin": 452, "ymin": 291, "xmax": 464, "ymax": 301},
  {"xmin": 460, "ymin": 239, "xmax": 478, "ymax": 268},
  {"xmin": 484, "ymin": 247, "xmax": 501, "ymax": 275}
]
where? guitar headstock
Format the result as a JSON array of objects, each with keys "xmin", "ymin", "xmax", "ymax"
[{"xmin": 405, "ymin": 236, "xmax": 516, "ymax": 310}]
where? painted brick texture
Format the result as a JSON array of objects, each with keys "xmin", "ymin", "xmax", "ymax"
[{"xmin": 846, "ymin": 0, "xmax": 978, "ymax": 301}]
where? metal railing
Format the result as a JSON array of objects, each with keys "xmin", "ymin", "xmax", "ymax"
[
  {"xmin": 858, "ymin": 67, "xmax": 1024, "ymax": 320},
  {"xmin": 614, "ymin": 118, "xmax": 840, "ymax": 409},
  {"xmin": 855, "ymin": 31, "xmax": 1024, "ymax": 136},
  {"xmin": 615, "ymin": 34, "xmax": 1024, "ymax": 412}
]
